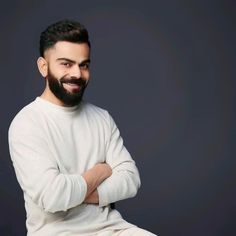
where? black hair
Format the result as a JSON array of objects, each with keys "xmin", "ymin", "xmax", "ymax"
[{"xmin": 39, "ymin": 19, "xmax": 90, "ymax": 57}]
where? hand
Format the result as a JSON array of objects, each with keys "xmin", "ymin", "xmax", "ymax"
[
  {"xmin": 84, "ymin": 190, "xmax": 99, "ymax": 204},
  {"xmin": 82, "ymin": 163, "xmax": 112, "ymax": 199}
]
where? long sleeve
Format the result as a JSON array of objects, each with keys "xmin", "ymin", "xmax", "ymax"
[
  {"xmin": 8, "ymin": 116, "xmax": 87, "ymax": 213},
  {"xmin": 8, "ymin": 99, "xmax": 141, "ymax": 235},
  {"xmin": 97, "ymin": 113, "xmax": 141, "ymax": 207}
]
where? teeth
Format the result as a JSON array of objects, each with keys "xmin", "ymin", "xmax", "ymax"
[{"xmin": 63, "ymin": 83, "xmax": 81, "ymax": 91}]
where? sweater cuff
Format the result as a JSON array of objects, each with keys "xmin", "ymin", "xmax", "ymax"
[
  {"xmin": 70, "ymin": 175, "xmax": 88, "ymax": 207},
  {"xmin": 97, "ymin": 181, "xmax": 109, "ymax": 207}
]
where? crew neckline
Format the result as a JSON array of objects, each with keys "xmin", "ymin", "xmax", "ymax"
[{"xmin": 35, "ymin": 97, "xmax": 82, "ymax": 113}]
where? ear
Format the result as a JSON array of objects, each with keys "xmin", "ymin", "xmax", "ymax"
[{"xmin": 37, "ymin": 57, "xmax": 48, "ymax": 77}]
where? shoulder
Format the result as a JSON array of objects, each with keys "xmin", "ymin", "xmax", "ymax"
[
  {"xmin": 8, "ymin": 100, "xmax": 41, "ymax": 136},
  {"xmin": 82, "ymin": 101, "xmax": 111, "ymax": 122},
  {"xmin": 81, "ymin": 102, "xmax": 119, "ymax": 133}
]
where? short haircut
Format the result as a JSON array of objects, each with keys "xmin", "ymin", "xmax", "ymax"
[{"xmin": 39, "ymin": 19, "xmax": 90, "ymax": 57}]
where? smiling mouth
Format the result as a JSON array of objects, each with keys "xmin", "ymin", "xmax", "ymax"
[{"xmin": 63, "ymin": 82, "xmax": 81, "ymax": 91}]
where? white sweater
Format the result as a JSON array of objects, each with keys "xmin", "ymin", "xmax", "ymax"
[{"xmin": 8, "ymin": 97, "xmax": 141, "ymax": 236}]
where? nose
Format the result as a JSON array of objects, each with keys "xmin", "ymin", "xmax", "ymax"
[{"xmin": 70, "ymin": 65, "xmax": 81, "ymax": 78}]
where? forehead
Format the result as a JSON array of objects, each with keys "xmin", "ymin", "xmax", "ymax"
[{"xmin": 45, "ymin": 41, "xmax": 90, "ymax": 62}]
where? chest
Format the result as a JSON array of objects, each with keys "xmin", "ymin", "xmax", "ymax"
[{"xmin": 42, "ymin": 113, "xmax": 109, "ymax": 174}]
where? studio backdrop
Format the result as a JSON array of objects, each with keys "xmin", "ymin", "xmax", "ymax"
[{"xmin": 0, "ymin": 1, "xmax": 235, "ymax": 235}]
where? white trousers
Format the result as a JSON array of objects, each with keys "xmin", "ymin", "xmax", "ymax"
[{"xmin": 96, "ymin": 227, "xmax": 157, "ymax": 236}]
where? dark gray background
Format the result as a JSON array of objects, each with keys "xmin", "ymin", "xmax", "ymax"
[{"xmin": 0, "ymin": 0, "xmax": 235, "ymax": 235}]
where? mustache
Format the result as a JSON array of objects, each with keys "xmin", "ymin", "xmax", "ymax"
[{"xmin": 60, "ymin": 77, "xmax": 87, "ymax": 86}]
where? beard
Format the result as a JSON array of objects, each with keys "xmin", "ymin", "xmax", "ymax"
[{"xmin": 46, "ymin": 69, "xmax": 88, "ymax": 106}]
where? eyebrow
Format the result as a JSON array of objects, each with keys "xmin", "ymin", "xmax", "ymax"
[{"xmin": 56, "ymin": 58, "xmax": 91, "ymax": 65}]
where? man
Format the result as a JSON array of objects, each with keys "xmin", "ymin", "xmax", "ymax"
[{"xmin": 8, "ymin": 19, "xmax": 156, "ymax": 236}]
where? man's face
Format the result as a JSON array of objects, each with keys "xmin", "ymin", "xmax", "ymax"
[
  {"xmin": 43, "ymin": 41, "xmax": 90, "ymax": 106},
  {"xmin": 47, "ymin": 66, "xmax": 88, "ymax": 106}
]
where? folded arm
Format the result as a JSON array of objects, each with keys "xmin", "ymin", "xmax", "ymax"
[
  {"xmin": 8, "ymin": 120, "xmax": 111, "ymax": 213},
  {"xmin": 86, "ymin": 113, "xmax": 141, "ymax": 207}
]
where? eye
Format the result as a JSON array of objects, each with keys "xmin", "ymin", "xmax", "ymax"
[
  {"xmin": 61, "ymin": 62, "xmax": 72, "ymax": 68},
  {"xmin": 80, "ymin": 63, "xmax": 90, "ymax": 70}
]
